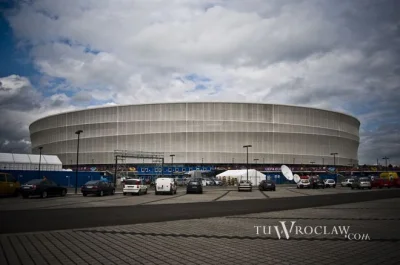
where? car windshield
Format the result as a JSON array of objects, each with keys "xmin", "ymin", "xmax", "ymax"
[
  {"xmin": 85, "ymin": 181, "xmax": 99, "ymax": 185},
  {"xmin": 328, "ymin": 180, "xmax": 334, "ymax": 183},
  {"xmin": 190, "ymin": 182, "xmax": 199, "ymax": 185},
  {"xmin": 25, "ymin": 179, "xmax": 42, "ymax": 185},
  {"xmin": 125, "ymin": 179, "xmax": 141, "ymax": 184}
]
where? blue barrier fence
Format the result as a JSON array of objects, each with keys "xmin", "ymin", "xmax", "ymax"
[{"xmin": 2, "ymin": 170, "xmax": 108, "ymax": 187}]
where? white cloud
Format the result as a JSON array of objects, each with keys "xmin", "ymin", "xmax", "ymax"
[{"xmin": 2, "ymin": 0, "xmax": 400, "ymax": 164}]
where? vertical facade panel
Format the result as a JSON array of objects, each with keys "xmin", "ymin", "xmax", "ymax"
[{"xmin": 30, "ymin": 103, "xmax": 360, "ymax": 166}]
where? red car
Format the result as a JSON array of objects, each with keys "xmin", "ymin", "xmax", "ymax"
[
  {"xmin": 371, "ymin": 178, "xmax": 394, "ymax": 189},
  {"xmin": 393, "ymin": 179, "xmax": 400, "ymax": 188}
]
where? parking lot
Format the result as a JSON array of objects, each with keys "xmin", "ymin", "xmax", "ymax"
[
  {"xmin": 0, "ymin": 185, "xmax": 391, "ymax": 211},
  {"xmin": 1, "ymin": 196, "xmax": 399, "ymax": 265}
]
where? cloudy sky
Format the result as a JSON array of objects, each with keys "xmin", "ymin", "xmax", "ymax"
[{"xmin": 0, "ymin": 0, "xmax": 399, "ymax": 165}]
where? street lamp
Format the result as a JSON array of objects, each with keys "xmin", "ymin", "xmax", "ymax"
[
  {"xmin": 75, "ymin": 130, "xmax": 83, "ymax": 194},
  {"xmin": 331, "ymin": 152, "xmax": 338, "ymax": 181},
  {"xmin": 202, "ymin": 158, "xmax": 204, "ymax": 167},
  {"xmin": 170, "ymin": 154, "xmax": 175, "ymax": 176},
  {"xmin": 382, "ymin": 157, "xmax": 389, "ymax": 172},
  {"xmin": 38, "ymin": 146, "xmax": 43, "ymax": 179},
  {"xmin": 254, "ymin": 158, "xmax": 259, "ymax": 170},
  {"xmin": 243, "ymin": 145, "xmax": 252, "ymax": 181}
]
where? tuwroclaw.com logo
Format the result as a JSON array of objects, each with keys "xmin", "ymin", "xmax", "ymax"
[{"xmin": 254, "ymin": 221, "xmax": 371, "ymax": 240}]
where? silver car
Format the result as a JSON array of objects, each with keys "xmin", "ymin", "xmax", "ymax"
[{"xmin": 238, "ymin": 180, "xmax": 252, "ymax": 192}]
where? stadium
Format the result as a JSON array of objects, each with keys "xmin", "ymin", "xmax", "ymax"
[{"xmin": 29, "ymin": 102, "xmax": 360, "ymax": 168}]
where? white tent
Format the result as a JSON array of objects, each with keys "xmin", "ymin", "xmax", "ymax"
[
  {"xmin": 0, "ymin": 153, "xmax": 63, "ymax": 171},
  {"xmin": 216, "ymin": 169, "xmax": 266, "ymax": 186}
]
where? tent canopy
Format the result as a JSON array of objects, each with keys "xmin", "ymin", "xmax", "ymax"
[
  {"xmin": 216, "ymin": 169, "xmax": 266, "ymax": 186},
  {"xmin": 0, "ymin": 153, "xmax": 62, "ymax": 171}
]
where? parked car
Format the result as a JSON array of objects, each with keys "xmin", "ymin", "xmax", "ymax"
[
  {"xmin": 204, "ymin": 178, "xmax": 214, "ymax": 186},
  {"xmin": 186, "ymin": 181, "xmax": 203, "ymax": 194},
  {"xmin": 155, "ymin": 178, "xmax": 177, "ymax": 195},
  {"xmin": 238, "ymin": 180, "xmax": 252, "ymax": 192},
  {"xmin": 174, "ymin": 178, "xmax": 186, "ymax": 186},
  {"xmin": 212, "ymin": 178, "xmax": 223, "ymax": 186},
  {"xmin": 311, "ymin": 179, "xmax": 325, "ymax": 189},
  {"xmin": 341, "ymin": 179, "xmax": 355, "ymax": 187},
  {"xmin": 122, "ymin": 179, "xmax": 148, "ymax": 195},
  {"xmin": 0, "ymin": 172, "xmax": 20, "ymax": 197},
  {"xmin": 371, "ymin": 178, "xmax": 394, "ymax": 189},
  {"xmin": 258, "ymin": 180, "xmax": 276, "ymax": 191},
  {"xmin": 324, "ymin": 179, "xmax": 336, "ymax": 188},
  {"xmin": 297, "ymin": 179, "xmax": 311, "ymax": 189},
  {"xmin": 351, "ymin": 177, "xmax": 372, "ymax": 190},
  {"xmin": 20, "ymin": 179, "xmax": 67, "ymax": 199},
  {"xmin": 81, "ymin": 180, "xmax": 115, "ymax": 196}
]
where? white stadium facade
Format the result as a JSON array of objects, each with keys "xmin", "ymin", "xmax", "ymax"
[{"xmin": 29, "ymin": 102, "xmax": 360, "ymax": 167}]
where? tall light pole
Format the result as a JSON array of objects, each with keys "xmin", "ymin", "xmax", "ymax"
[
  {"xmin": 243, "ymin": 145, "xmax": 252, "ymax": 181},
  {"xmin": 170, "ymin": 154, "xmax": 175, "ymax": 176},
  {"xmin": 38, "ymin": 146, "xmax": 43, "ymax": 179},
  {"xmin": 202, "ymin": 158, "xmax": 204, "ymax": 167},
  {"xmin": 254, "ymin": 158, "xmax": 259, "ymax": 170},
  {"xmin": 331, "ymin": 152, "xmax": 338, "ymax": 181},
  {"xmin": 322, "ymin": 158, "xmax": 324, "ymax": 167},
  {"xmin": 75, "ymin": 130, "xmax": 83, "ymax": 194},
  {"xmin": 382, "ymin": 157, "xmax": 389, "ymax": 172}
]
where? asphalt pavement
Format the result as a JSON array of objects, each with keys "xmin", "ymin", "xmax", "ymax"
[{"xmin": 1, "ymin": 189, "xmax": 399, "ymax": 234}]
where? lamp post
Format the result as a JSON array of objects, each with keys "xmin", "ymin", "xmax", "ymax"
[
  {"xmin": 202, "ymin": 158, "xmax": 204, "ymax": 167},
  {"xmin": 331, "ymin": 152, "xmax": 338, "ymax": 181},
  {"xmin": 322, "ymin": 158, "xmax": 324, "ymax": 167},
  {"xmin": 243, "ymin": 145, "xmax": 252, "ymax": 181},
  {"xmin": 382, "ymin": 157, "xmax": 389, "ymax": 172},
  {"xmin": 75, "ymin": 130, "xmax": 83, "ymax": 194},
  {"xmin": 254, "ymin": 158, "xmax": 259, "ymax": 170},
  {"xmin": 38, "ymin": 147, "xmax": 43, "ymax": 179},
  {"xmin": 170, "ymin": 154, "xmax": 175, "ymax": 176}
]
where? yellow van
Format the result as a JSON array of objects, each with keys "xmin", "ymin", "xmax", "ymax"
[
  {"xmin": 0, "ymin": 172, "xmax": 21, "ymax": 196},
  {"xmin": 379, "ymin": 172, "xmax": 399, "ymax": 180}
]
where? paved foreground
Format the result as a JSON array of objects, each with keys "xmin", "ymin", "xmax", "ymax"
[
  {"xmin": 1, "ymin": 189, "xmax": 400, "ymax": 233},
  {"xmin": 1, "ymin": 198, "xmax": 400, "ymax": 265}
]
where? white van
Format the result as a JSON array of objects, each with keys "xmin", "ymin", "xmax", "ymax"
[{"xmin": 155, "ymin": 178, "xmax": 177, "ymax": 195}]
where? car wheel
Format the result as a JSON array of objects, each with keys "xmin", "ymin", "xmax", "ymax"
[
  {"xmin": 99, "ymin": 190, "xmax": 104, "ymax": 197},
  {"xmin": 111, "ymin": 189, "xmax": 115, "ymax": 195},
  {"xmin": 61, "ymin": 189, "xmax": 66, "ymax": 197},
  {"xmin": 238, "ymin": 189, "xmax": 240, "ymax": 192},
  {"xmin": 351, "ymin": 187, "xmax": 354, "ymax": 190},
  {"xmin": 123, "ymin": 192, "xmax": 127, "ymax": 196},
  {"xmin": 333, "ymin": 186, "xmax": 336, "ymax": 188},
  {"xmin": 155, "ymin": 191, "xmax": 159, "ymax": 195},
  {"xmin": 368, "ymin": 187, "xmax": 372, "ymax": 190},
  {"xmin": 13, "ymin": 190, "xmax": 20, "ymax": 197},
  {"xmin": 144, "ymin": 189, "xmax": 148, "ymax": 194},
  {"xmin": 41, "ymin": 191, "xmax": 48, "ymax": 198},
  {"xmin": 83, "ymin": 193, "xmax": 87, "ymax": 197}
]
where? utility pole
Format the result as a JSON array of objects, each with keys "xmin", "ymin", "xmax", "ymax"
[
  {"xmin": 243, "ymin": 145, "xmax": 252, "ymax": 181},
  {"xmin": 38, "ymin": 147, "xmax": 43, "ymax": 179},
  {"xmin": 331, "ymin": 152, "xmax": 338, "ymax": 182},
  {"xmin": 75, "ymin": 130, "xmax": 83, "ymax": 194},
  {"xmin": 382, "ymin": 157, "xmax": 389, "ymax": 172}
]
